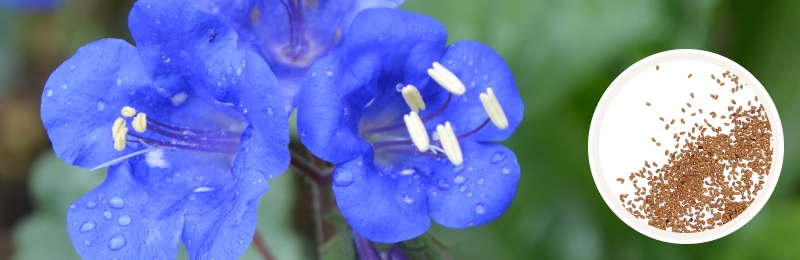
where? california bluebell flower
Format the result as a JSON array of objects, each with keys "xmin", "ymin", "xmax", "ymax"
[
  {"xmin": 297, "ymin": 9, "xmax": 523, "ymax": 243},
  {"xmin": 188, "ymin": 0, "xmax": 405, "ymax": 113},
  {"xmin": 40, "ymin": 0, "xmax": 289, "ymax": 259}
]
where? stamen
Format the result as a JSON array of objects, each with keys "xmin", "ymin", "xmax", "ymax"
[
  {"xmin": 132, "ymin": 113, "xmax": 147, "ymax": 133},
  {"xmin": 428, "ymin": 62, "xmax": 465, "ymax": 95},
  {"xmin": 114, "ymin": 127, "xmax": 128, "ymax": 151},
  {"xmin": 403, "ymin": 111, "xmax": 430, "ymax": 152},
  {"xmin": 479, "ymin": 88, "xmax": 509, "ymax": 129},
  {"xmin": 436, "ymin": 121, "xmax": 463, "ymax": 166},
  {"xmin": 112, "ymin": 117, "xmax": 126, "ymax": 138},
  {"xmin": 401, "ymin": 85, "xmax": 426, "ymax": 112},
  {"xmin": 121, "ymin": 106, "xmax": 136, "ymax": 117}
]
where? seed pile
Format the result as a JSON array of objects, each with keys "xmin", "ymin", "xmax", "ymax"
[{"xmin": 619, "ymin": 69, "xmax": 773, "ymax": 233}]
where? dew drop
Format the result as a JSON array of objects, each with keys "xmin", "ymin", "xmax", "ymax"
[
  {"xmin": 475, "ymin": 204, "xmax": 486, "ymax": 214},
  {"xmin": 118, "ymin": 215, "xmax": 131, "ymax": 226},
  {"xmin": 161, "ymin": 54, "xmax": 170, "ymax": 63},
  {"xmin": 154, "ymin": 18, "xmax": 161, "ymax": 24},
  {"xmin": 325, "ymin": 69, "xmax": 333, "ymax": 76},
  {"xmin": 436, "ymin": 179, "xmax": 450, "ymax": 190},
  {"xmin": 480, "ymin": 192, "xmax": 486, "ymax": 197},
  {"xmin": 466, "ymin": 192, "xmax": 473, "ymax": 198},
  {"xmin": 447, "ymin": 59, "xmax": 453, "ymax": 64},
  {"xmin": 69, "ymin": 65, "xmax": 76, "ymax": 71},
  {"xmin": 85, "ymin": 200, "xmax": 96, "ymax": 209},
  {"xmin": 334, "ymin": 170, "xmax": 353, "ymax": 187},
  {"xmin": 80, "ymin": 221, "xmax": 96, "ymax": 233},
  {"xmin": 459, "ymin": 185, "xmax": 467, "ymax": 192},
  {"xmin": 483, "ymin": 74, "xmax": 489, "ymax": 80},
  {"xmin": 343, "ymin": 107, "xmax": 348, "ymax": 115},
  {"xmin": 226, "ymin": 66, "xmax": 234, "ymax": 74},
  {"xmin": 235, "ymin": 67, "xmax": 243, "ymax": 76},
  {"xmin": 432, "ymin": 191, "xmax": 438, "ymax": 196},
  {"xmin": 453, "ymin": 165, "xmax": 465, "ymax": 173},
  {"xmin": 61, "ymin": 84, "xmax": 68, "ymax": 90},
  {"xmin": 468, "ymin": 60, "xmax": 474, "ymax": 66},
  {"xmin": 453, "ymin": 175, "xmax": 466, "ymax": 184},
  {"xmin": 378, "ymin": 33, "xmax": 385, "ymax": 41},
  {"xmin": 266, "ymin": 107, "xmax": 274, "ymax": 116},
  {"xmin": 477, "ymin": 178, "xmax": 485, "ymax": 185},
  {"xmin": 108, "ymin": 234, "xmax": 126, "ymax": 251},
  {"xmin": 502, "ymin": 165, "xmax": 512, "ymax": 174},
  {"xmin": 116, "ymin": 77, "xmax": 122, "ymax": 85},
  {"xmin": 402, "ymin": 193, "xmax": 413, "ymax": 204},
  {"xmin": 96, "ymin": 100, "xmax": 106, "ymax": 111},
  {"xmin": 419, "ymin": 182, "xmax": 428, "ymax": 190},
  {"xmin": 109, "ymin": 197, "xmax": 124, "ymax": 209},
  {"xmin": 83, "ymin": 239, "xmax": 92, "ymax": 246},
  {"xmin": 492, "ymin": 152, "xmax": 506, "ymax": 163},
  {"xmin": 311, "ymin": 72, "xmax": 316, "ymax": 77},
  {"xmin": 103, "ymin": 211, "xmax": 112, "ymax": 219},
  {"xmin": 69, "ymin": 204, "xmax": 76, "ymax": 209},
  {"xmin": 45, "ymin": 88, "xmax": 53, "ymax": 97},
  {"xmin": 470, "ymin": 81, "xmax": 475, "ymax": 87},
  {"xmin": 467, "ymin": 166, "xmax": 474, "ymax": 172},
  {"xmin": 395, "ymin": 83, "xmax": 404, "ymax": 92}
]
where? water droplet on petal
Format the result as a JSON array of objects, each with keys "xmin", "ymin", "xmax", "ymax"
[
  {"xmin": 334, "ymin": 170, "xmax": 353, "ymax": 187},
  {"xmin": 477, "ymin": 178, "xmax": 485, "ymax": 185},
  {"xmin": 103, "ymin": 211, "xmax": 112, "ymax": 219},
  {"xmin": 459, "ymin": 185, "xmax": 467, "ymax": 192},
  {"xmin": 116, "ymin": 77, "xmax": 122, "ymax": 85},
  {"xmin": 325, "ymin": 69, "xmax": 333, "ymax": 76},
  {"xmin": 154, "ymin": 18, "xmax": 161, "ymax": 24},
  {"xmin": 311, "ymin": 72, "xmax": 316, "ymax": 77},
  {"xmin": 502, "ymin": 165, "xmax": 512, "ymax": 174},
  {"xmin": 69, "ymin": 65, "xmax": 76, "ymax": 71},
  {"xmin": 378, "ymin": 33, "xmax": 385, "ymax": 41},
  {"xmin": 466, "ymin": 192, "xmax": 473, "ymax": 198},
  {"xmin": 492, "ymin": 152, "xmax": 506, "ymax": 163},
  {"xmin": 109, "ymin": 197, "xmax": 124, "ymax": 209},
  {"xmin": 475, "ymin": 204, "xmax": 486, "ymax": 214},
  {"xmin": 79, "ymin": 221, "xmax": 96, "ymax": 233},
  {"xmin": 453, "ymin": 165, "xmax": 465, "ymax": 173},
  {"xmin": 118, "ymin": 215, "xmax": 131, "ymax": 226},
  {"xmin": 266, "ymin": 107, "xmax": 274, "ymax": 116},
  {"xmin": 83, "ymin": 239, "xmax": 91, "ymax": 246},
  {"xmin": 402, "ymin": 193, "xmax": 413, "ymax": 204},
  {"xmin": 437, "ymin": 179, "xmax": 450, "ymax": 190},
  {"xmin": 108, "ymin": 234, "xmax": 126, "ymax": 251},
  {"xmin": 96, "ymin": 100, "xmax": 106, "ymax": 111},
  {"xmin": 85, "ymin": 201, "xmax": 96, "ymax": 209},
  {"xmin": 236, "ymin": 67, "xmax": 243, "ymax": 76},
  {"xmin": 61, "ymin": 84, "xmax": 68, "ymax": 90},
  {"xmin": 45, "ymin": 88, "xmax": 53, "ymax": 97},
  {"xmin": 447, "ymin": 59, "xmax": 453, "ymax": 64},
  {"xmin": 69, "ymin": 204, "xmax": 76, "ymax": 209},
  {"xmin": 395, "ymin": 83, "xmax": 404, "ymax": 92},
  {"xmin": 453, "ymin": 175, "xmax": 466, "ymax": 184}
]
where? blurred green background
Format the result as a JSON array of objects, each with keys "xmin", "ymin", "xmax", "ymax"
[{"xmin": 1, "ymin": 0, "xmax": 798, "ymax": 259}]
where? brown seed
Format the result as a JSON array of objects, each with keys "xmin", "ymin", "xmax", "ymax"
[
  {"xmin": 699, "ymin": 109, "xmax": 703, "ymax": 114},
  {"xmin": 656, "ymin": 65, "xmax": 660, "ymax": 70},
  {"xmin": 671, "ymin": 119, "xmax": 675, "ymax": 124},
  {"xmin": 660, "ymin": 117, "xmax": 664, "ymax": 121},
  {"xmin": 647, "ymin": 102, "xmax": 651, "ymax": 106},
  {"xmin": 755, "ymin": 96, "xmax": 759, "ymax": 102},
  {"xmin": 665, "ymin": 124, "xmax": 670, "ymax": 130},
  {"xmin": 617, "ymin": 178, "xmax": 625, "ymax": 184},
  {"xmin": 682, "ymin": 108, "xmax": 686, "ymax": 113},
  {"xmin": 690, "ymin": 93, "xmax": 695, "ymax": 98},
  {"xmin": 656, "ymin": 142, "xmax": 661, "ymax": 146},
  {"xmin": 731, "ymin": 99, "xmax": 736, "ymax": 105},
  {"xmin": 691, "ymin": 113, "xmax": 696, "ymax": 116},
  {"xmin": 688, "ymin": 74, "xmax": 693, "ymax": 78},
  {"xmin": 652, "ymin": 137, "xmax": 656, "ymax": 142},
  {"xmin": 681, "ymin": 118, "xmax": 685, "ymax": 124},
  {"xmin": 687, "ymin": 103, "xmax": 692, "ymax": 108},
  {"xmin": 711, "ymin": 74, "xmax": 715, "ymax": 79}
]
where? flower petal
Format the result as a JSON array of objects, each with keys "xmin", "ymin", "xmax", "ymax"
[
  {"xmin": 297, "ymin": 56, "xmax": 373, "ymax": 164},
  {"xmin": 128, "ymin": 0, "xmax": 237, "ymax": 95},
  {"xmin": 425, "ymin": 40, "xmax": 523, "ymax": 141},
  {"xmin": 345, "ymin": 8, "xmax": 447, "ymax": 91},
  {"xmin": 424, "ymin": 140, "xmax": 520, "ymax": 228},
  {"xmin": 41, "ymin": 38, "xmax": 152, "ymax": 168},
  {"xmin": 332, "ymin": 150, "xmax": 430, "ymax": 243}
]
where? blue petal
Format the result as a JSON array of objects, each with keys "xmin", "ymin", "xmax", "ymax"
[
  {"xmin": 425, "ymin": 40, "xmax": 523, "ymax": 141},
  {"xmin": 201, "ymin": 50, "xmax": 291, "ymax": 180},
  {"xmin": 332, "ymin": 150, "xmax": 430, "ymax": 243},
  {"xmin": 67, "ymin": 147, "xmax": 269, "ymax": 260},
  {"xmin": 41, "ymin": 39, "xmax": 152, "ymax": 168},
  {"xmin": 424, "ymin": 141, "xmax": 520, "ymax": 228},
  {"xmin": 67, "ymin": 163, "xmax": 184, "ymax": 260},
  {"xmin": 297, "ymin": 56, "xmax": 374, "ymax": 164},
  {"xmin": 345, "ymin": 8, "xmax": 447, "ymax": 90},
  {"xmin": 128, "ymin": 0, "xmax": 238, "ymax": 95}
]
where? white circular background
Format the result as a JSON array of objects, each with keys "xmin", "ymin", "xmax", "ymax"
[{"xmin": 588, "ymin": 49, "xmax": 784, "ymax": 244}]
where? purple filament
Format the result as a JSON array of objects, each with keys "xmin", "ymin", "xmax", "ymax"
[{"xmin": 362, "ymin": 93, "xmax": 453, "ymax": 135}]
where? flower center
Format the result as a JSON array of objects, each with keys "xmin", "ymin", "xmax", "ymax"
[
  {"xmin": 279, "ymin": 0, "xmax": 310, "ymax": 63},
  {"xmin": 95, "ymin": 106, "xmax": 243, "ymax": 170},
  {"xmin": 361, "ymin": 62, "xmax": 509, "ymax": 166}
]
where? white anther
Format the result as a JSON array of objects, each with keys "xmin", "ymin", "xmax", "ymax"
[
  {"xmin": 404, "ymin": 111, "xmax": 430, "ymax": 152},
  {"xmin": 121, "ymin": 106, "xmax": 137, "ymax": 117},
  {"xmin": 114, "ymin": 127, "xmax": 128, "ymax": 151},
  {"xmin": 436, "ymin": 121, "xmax": 463, "ymax": 166},
  {"xmin": 401, "ymin": 85, "xmax": 426, "ymax": 113},
  {"xmin": 479, "ymin": 87, "xmax": 509, "ymax": 130},
  {"xmin": 112, "ymin": 117, "xmax": 126, "ymax": 139},
  {"xmin": 132, "ymin": 113, "xmax": 147, "ymax": 133},
  {"xmin": 427, "ymin": 62, "xmax": 466, "ymax": 95}
]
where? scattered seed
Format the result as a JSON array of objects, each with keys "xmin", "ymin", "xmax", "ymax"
[
  {"xmin": 688, "ymin": 74, "xmax": 693, "ymax": 78},
  {"xmin": 690, "ymin": 93, "xmax": 694, "ymax": 98},
  {"xmin": 656, "ymin": 65, "xmax": 660, "ymax": 70},
  {"xmin": 647, "ymin": 102, "xmax": 651, "ymax": 106}
]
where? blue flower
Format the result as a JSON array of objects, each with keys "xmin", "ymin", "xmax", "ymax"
[
  {"xmin": 40, "ymin": 0, "xmax": 289, "ymax": 259},
  {"xmin": 187, "ymin": 0, "xmax": 405, "ymax": 113},
  {"xmin": 297, "ymin": 9, "xmax": 523, "ymax": 243}
]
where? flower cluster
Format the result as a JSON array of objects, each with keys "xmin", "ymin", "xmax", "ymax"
[{"xmin": 42, "ymin": 0, "xmax": 522, "ymax": 258}]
